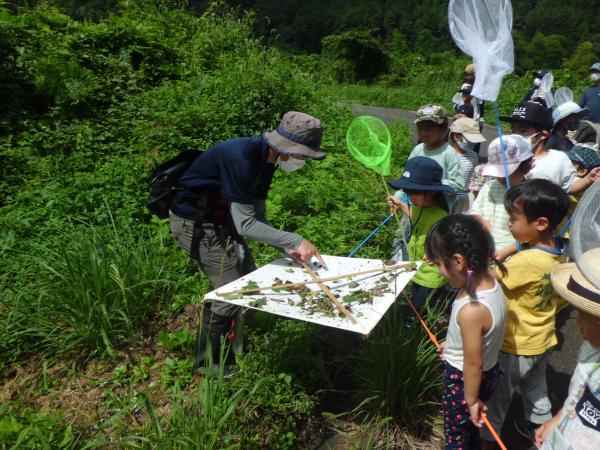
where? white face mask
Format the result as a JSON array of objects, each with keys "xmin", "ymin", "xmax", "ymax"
[
  {"xmin": 526, "ymin": 132, "xmax": 542, "ymax": 149},
  {"xmin": 533, "ymin": 78, "xmax": 542, "ymax": 87},
  {"xmin": 277, "ymin": 156, "xmax": 305, "ymax": 172},
  {"xmin": 459, "ymin": 138, "xmax": 476, "ymax": 152},
  {"xmin": 591, "ymin": 73, "xmax": 600, "ymax": 83}
]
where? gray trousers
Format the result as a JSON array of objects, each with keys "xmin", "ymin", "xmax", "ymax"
[
  {"xmin": 480, "ymin": 349, "xmax": 553, "ymax": 441},
  {"xmin": 169, "ymin": 211, "xmax": 256, "ymax": 318}
]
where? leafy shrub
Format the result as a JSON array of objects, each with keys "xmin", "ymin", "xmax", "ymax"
[
  {"xmin": 232, "ymin": 320, "xmax": 322, "ymax": 448},
  {"xmin": 564, "ymin": 41, "xmax": 598, "ymax": 77},
  {"xmin": 0, "ymin": 405, "xmax": 82, "ymax": 449},
  {"xmin": 100, "ymin": 344, "xmax": 263, "ymax": 450},
  {"xmin": 322, "ymin": 30, "xmax": 389, "ymax": 83}
]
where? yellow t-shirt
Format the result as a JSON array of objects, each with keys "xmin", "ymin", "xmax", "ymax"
[{"xmin": 496, "ymin": 242, "xmax": 565, "ymax": 356}]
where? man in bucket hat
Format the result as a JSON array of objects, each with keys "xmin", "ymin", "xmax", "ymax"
[{"xmin": 168, "ymin": 111, "xmax": 327, "ymax": 373}]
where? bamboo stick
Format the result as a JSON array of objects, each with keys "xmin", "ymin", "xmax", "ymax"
[
  {"xmin": 216, "ymin": 262, "xmax": 414, "ymax": 297},
  {"xmin": 301, "ymin": 262, "xmax": 358, "ymax": 324}
]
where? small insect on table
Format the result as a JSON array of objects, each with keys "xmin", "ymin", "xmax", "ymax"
[{"xmin": 205, "ymin": 255, "xmax": 420, "ymax": 335}]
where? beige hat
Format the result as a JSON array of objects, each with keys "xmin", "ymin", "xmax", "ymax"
[
  {"xmin": 450, "ymin": 117, "xmax": 486, "ymax": 143},
  {"xmin": 263, "ymin": 111, "xmax": 326, "ymax": 160},
  {"xmin": 551, "ymin": 248, "xmax": 600, "ymax": 318}
]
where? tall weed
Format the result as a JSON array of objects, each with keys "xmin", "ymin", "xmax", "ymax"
[
  {"xmin": 118, "ymin": 347, "xmax": 262, "ymax": 450},
  {"xmin": 2, "ymin": 218, "xmax": 187, "ymax": 361},
  {"xmin": 348, "ymin": 301, "xmax": 445, "ymax": 427}
]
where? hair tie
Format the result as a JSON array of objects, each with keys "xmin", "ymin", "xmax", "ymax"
[{"xmin": 466, "ymin": 268, "xmax": 474, "ymax": 277}]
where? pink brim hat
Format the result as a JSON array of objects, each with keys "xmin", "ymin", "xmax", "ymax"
[{"xmin": 481, "ymin": 162, "xmax": 520, "ymax": 178}]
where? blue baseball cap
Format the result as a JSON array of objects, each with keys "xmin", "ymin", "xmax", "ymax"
[{"xmin": 388, "ymin": 157, "xmax": 455, "ymax": 193}]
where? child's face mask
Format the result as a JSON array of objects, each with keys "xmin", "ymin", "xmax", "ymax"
[
  {"xmin": 533, "ymin": 78, "xmax": 542, "ymax": 87},
  {"xmin": 276, "ymin": 156, "xmax": 305, "ymax": 172},
  {"xmin": 526, "ymin": 132, "xmax": 542, "ymax": 149},
  {"xmin": 591, "ymin": 73, "xmax": 600, "ymax": 83},
  {"xmin": 459, "ymin": 138, "xmax": 476, "ymax": 152}
]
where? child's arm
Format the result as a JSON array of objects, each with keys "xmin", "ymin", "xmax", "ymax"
[
  {"xmin": 535, "ymin": 408, "xmax": 562, "ymax": 447},
  {"xmin": 568, "ymin": 167, "xmax": 600, "ymax": 195},
  {"xmin": 387, "ymin": 195, "xmax": 411, "ymax": 218},
  {"xmin": 458, "ymin": 303, "xmax": 489, "ymax": 427},
  {"xmin": 495, "ymin": 242, "xmax": 517, "ymax": 262}
]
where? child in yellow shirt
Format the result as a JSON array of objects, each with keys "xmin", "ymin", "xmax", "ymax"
[{"xmin": 481, "ymin": 179, "xmax": 570, "ymax": 448}]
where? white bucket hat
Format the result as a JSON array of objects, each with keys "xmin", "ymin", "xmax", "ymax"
[
  {"xmin": 482, "ymin": 134, "xmax": 532, "ymax": 177},
  {"xmin": 552, "ymin": 101, "xmax": 589, "ymax": 126}
]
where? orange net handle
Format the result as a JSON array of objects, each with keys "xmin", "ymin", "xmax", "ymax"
[
  {"xmin": 401, "ymin": 292, "xmax": 440, "ymax": 349},
  {"xmin": 482, "ymin": 413, "xmax": 508, "ymax": 450}
]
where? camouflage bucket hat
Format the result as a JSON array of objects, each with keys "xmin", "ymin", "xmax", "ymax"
[{"xmin": 414, "ymin": 104, "xmax": 447, "ymax": 125}]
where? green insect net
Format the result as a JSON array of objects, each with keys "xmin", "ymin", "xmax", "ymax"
[
  {"xmin": 346, "ymin": 115, "xmax": 408, "ymax": 251},
  {"xmin": 346, "ymin": 115, "xmax": 392, "ymax": 176}
]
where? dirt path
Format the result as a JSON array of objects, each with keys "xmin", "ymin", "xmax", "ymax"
[{"xmin": 349, "ymin": 103, "xmax": 584, "ymax": 450}]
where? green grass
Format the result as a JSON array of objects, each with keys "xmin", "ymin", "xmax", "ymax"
[
  {"xmin": 1, "ymin": 216, "xmax": 188, "ymax": 362},
  {"xmin": 348, "ymin": 299, "xmax": 447, "ymax": 427},
  {"xmin": 125, "ymin": 349, "xmax": 262, "ymax": 450}
]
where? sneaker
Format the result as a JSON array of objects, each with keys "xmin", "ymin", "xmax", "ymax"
[{"xmin": 514, "ymin": 418, "xmax": 538, "ymax": 443}]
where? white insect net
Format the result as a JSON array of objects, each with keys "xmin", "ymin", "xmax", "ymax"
[
  {"xmin": 448, "ymin": 0, "xmax": 514, "ymax": 101},
  {"xmin": 571, "ymin": 181, "xmax": 600, "ymax": 289}
]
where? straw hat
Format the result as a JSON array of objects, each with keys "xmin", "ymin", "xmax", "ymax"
[{"xmin": 551, "ymin": 248, "xmax": 600, "ymax": 318}]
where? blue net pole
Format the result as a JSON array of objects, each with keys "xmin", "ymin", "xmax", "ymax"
[
  {"xmin": 559, "ymin": 216, "xmax": 573, "ymax": 237},
  {"xmin": 347, "ymin": 214, "xmax": 393, "ymax": 257},
  {"xmin": 493, "ymin": 101, "xmax": 511, "ymax": 189}
]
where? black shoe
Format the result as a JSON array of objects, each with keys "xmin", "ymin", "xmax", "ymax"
[
  {"xmin": 193, "ymin": 309, "xmax": 233, "ymax": 373},
  {"xmin": 514, "ymin": 418, "xmax": 538, "ymax": 443}
]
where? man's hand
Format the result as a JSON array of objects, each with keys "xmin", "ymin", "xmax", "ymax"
[
  {"xmin": 288, "ymin": 239, "xmax": 327, "ymax": 268},
  {"xmin": 588, "ymin": 167, "xmax": 600, "ymax": 182}
]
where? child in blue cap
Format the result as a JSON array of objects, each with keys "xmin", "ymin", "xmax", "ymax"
[{"xmin": 387, "ymin": 156, "xmax": 455, "ymax": 327}]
